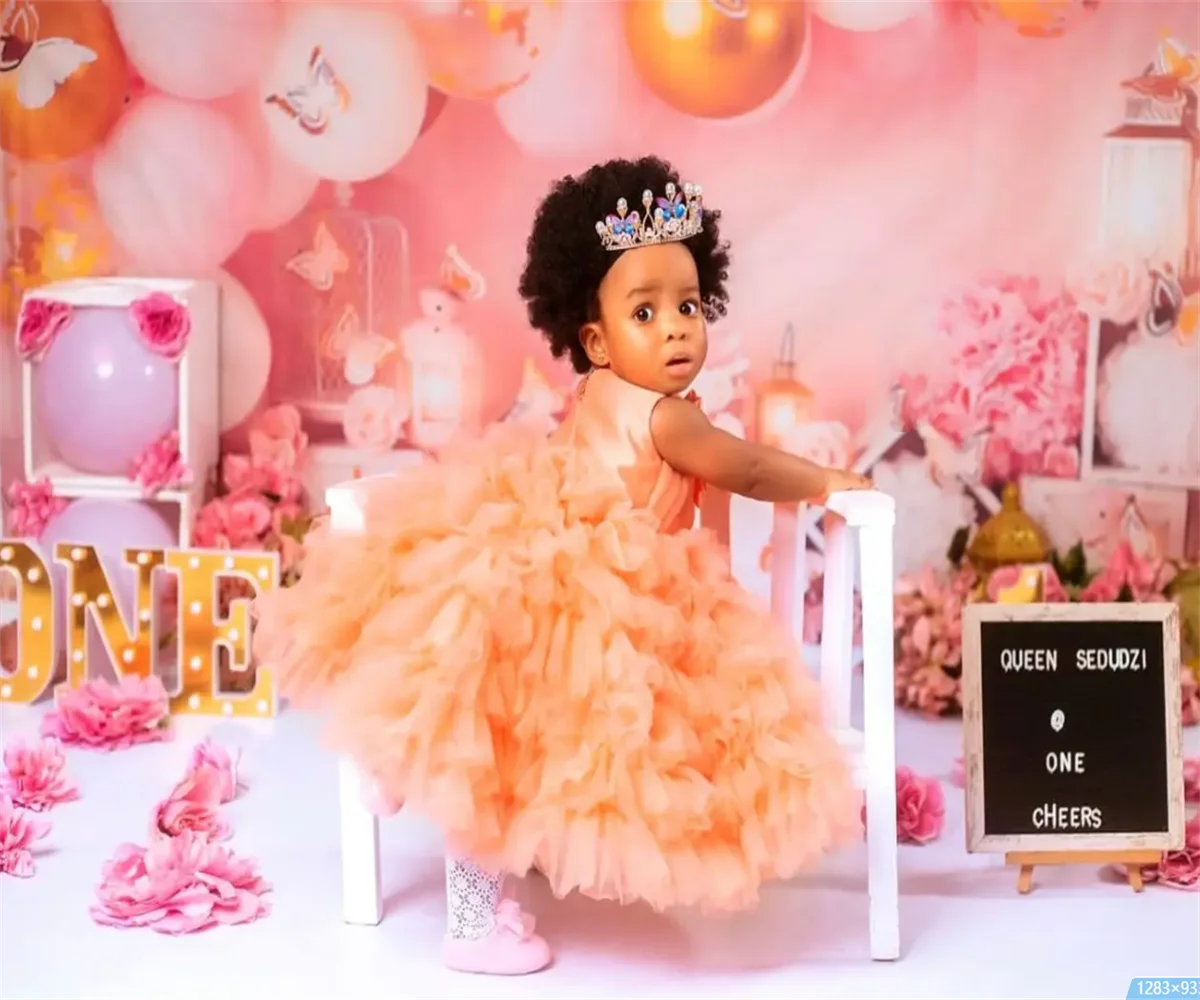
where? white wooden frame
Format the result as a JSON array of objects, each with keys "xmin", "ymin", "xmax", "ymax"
[
  {"xmin": 328, "ymin": 481, "xmax": 900, "ymax": 960},
  {"xmin": 961, "ymin": 601, "xmax": 1184, "ymax": 854},
  {"xmin": 18, "ymin": 278, "xmax": 220, "ymax": 540}
]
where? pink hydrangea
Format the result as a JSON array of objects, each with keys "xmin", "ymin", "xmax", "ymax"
[
  {"xmin": 129, "ymin": 430, "xmax": 192, "ymax": 497},
  {"xmin": 4, "ymin": 479, "xmax": 68, "ymax": 539}
]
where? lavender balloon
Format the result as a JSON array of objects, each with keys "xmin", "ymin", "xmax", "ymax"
[
  {"xmin": 39, "ymin": 499, "xmax": 177, "ymax": 675},
  {"xmin": 34, "ymin": 305, "xmax": 179, "ymax": 475}
]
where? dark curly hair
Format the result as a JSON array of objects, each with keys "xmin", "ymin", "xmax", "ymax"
[{"xmin": 518, "ymin": 156, "xmax": 731, "ymax": 374}]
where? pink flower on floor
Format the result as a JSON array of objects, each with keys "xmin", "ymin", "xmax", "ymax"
[
  {"xmin": 0, "ymin": 737, "xmax": 79, "ymax": 811},
  {"xmin": 130, "ymin": 292, "xmax": 191, "ymax": 362},
  {"xmin": 186, "ymin": 739, "xmax": 244, "ymax": 804},
  {"xmin": 0, "ymin": 793, "xmax": 51, "ymax": 878},
  {"xmin": 91, "ymin": 831, "xmax": 272, "ymax": 934},
  {"xmin": 1122, "ymin": 815, "xmax": 1200, "ymax": 891},
  {"xmin": 248, "ymin": 404, "xmax": 307, "ymax": 471},
  {"xmin": 151, "ymin": 765, "xmax": 230, "ymax": 842},
  {"xmin": 129, "ymin": 430, "xmax": 192, "ymax": 496},
  {"xmin": 16, "ymin": 297, "xmax": 72, "ymax": 360},
  {"xmin": 1183, "ymin": 758, "xmax": 1200, "ymax": 804},
  {"xmin": 894, "ymin": 767, "xmax": 945, "ymax": 844},
  {"xmin": 40, "ymin": 675, "xmax": 171, "ymax": 751},
  {"xmin": 4, "ymin": 478, "xmax": 68, "ymax": 539}
]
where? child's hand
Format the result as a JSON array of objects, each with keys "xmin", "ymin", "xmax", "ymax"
[{"xmin": 817, "ymin": 468, "xmax": 874, "ymax": 504}]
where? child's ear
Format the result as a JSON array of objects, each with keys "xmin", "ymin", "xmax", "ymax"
[{"xmin": 580, "ymin": 323, "xmax": 608, "ymax": 367}]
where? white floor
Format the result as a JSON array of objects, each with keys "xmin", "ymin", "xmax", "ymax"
[{"xmin": 1, "ymin": 695, "xmax": 1198, "ymax": 1000}]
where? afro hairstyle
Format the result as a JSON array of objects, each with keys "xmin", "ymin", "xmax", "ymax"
[{"xmin": 517, "ymin": 156, "xmax": 731, "ymax": 375}]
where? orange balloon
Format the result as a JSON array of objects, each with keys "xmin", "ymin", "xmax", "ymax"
[
  {"xmin": 624, "ymin": 0, "xmax": 809, "ymax": 119},
  {"xmin": 0, "ymin": 0, "xmax": 128, "ymax": 162},
  {"xmin": 404, "ymin": 1, "xmax": 562, "ymax": 101},
  {"xmin": 970, "ymin": 0, "xmax": 1098, "ymax": 38}
]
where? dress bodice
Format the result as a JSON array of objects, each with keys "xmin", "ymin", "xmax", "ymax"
[{"xmin": 550, "ymin": 369, "xmax": 698, "ymax": 534}]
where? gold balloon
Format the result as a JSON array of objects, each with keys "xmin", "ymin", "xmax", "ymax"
[
  {"xmin": 624, "ymin": 0, "xmax": 809, "ymax": 119},
  {"xmin": 0, "ymin": 0, "xmax": 129, "ymax": 161},
  {"xmin": 969, "ymin": 0, "xmax": 1098, "ymax": 38}
]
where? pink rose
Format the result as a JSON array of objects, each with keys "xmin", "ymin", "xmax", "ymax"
[
  {"xmin": 342, "ymin": 386, "xmax": 404, "ymax": 450},
  {"xmin": 151, "ymin": 765, "xmax": 230, "ymax": 842},
  {"xmin": 91, "ymin": 831, "xmax": 272, "ymax": 933},
  {"xmin": 894, "ymin": 766, "xmax": 945, "ymax": 844},
  {"xmin": 191, "ymin": 495, "xmax": 272, "ymax": 550},
  {"xmin": 130, "ymin": 292, "xmax": 191, "ymax": 362},
  {"xmin": 186, "ymin": 739, "xmax": 243, "ymax": 805},
  {"xmin": 15, "ymin": 297, "xmax": 72, "ymax": 360},
  {"xmin": 129, "ymin": 430, "xmax": 192, "ymax": 497},
  {"xmin": 4, "ymin": 478, "xmax": 68, "ymax": 539},
  {"xmin": 0, "ymin": 793, "xmax": 51, "ymax": 878},
  {"xmin": 248, "ymin": 404, "xmax": 307, "ymax": 470},
  {"xmin": 0, "ymin": 737, "xmax": 79, "ymax": 812},
  {"xmin": 40, "ymin": 675, "xmax": 172, "ymax": 751}
]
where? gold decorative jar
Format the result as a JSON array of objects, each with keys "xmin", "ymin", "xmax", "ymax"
[{"xmin": 966, "ymin": 483, "xmax": 1052, "ymax": 576}]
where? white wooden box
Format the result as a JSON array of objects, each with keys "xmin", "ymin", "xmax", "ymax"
[{"xmin": 19, "ymin": 277, "xmax": 220, "ymax": 509}]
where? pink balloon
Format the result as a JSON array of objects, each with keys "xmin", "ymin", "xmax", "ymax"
[
  {"xmin": 39, "ymin": 498, "xmax": 177, "ymax": 674},
  {"xmin": 33, "ymin": 305, "xmax": 179, "ymax": 476},
  {"xmin": 105, "ymin": 0, "xmax": 282, "ymax": 101},
  {"xmin": 93, "ymin": 95, "xmax": 258, "ymax": 272},
  {"xmin": 493, "ymin": 3, "xmax": 661, "ymax": 159}
]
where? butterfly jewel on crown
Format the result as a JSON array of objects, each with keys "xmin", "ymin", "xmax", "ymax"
[
  {"xmin": 285, "ymin": 221, "xmax": 349, "ymax": 293},
  {"xmin": 0, "ymin": 0, "xmax": 97, "ymax": 111},
  {"xmin": 322, "ymin": 304, "xmax": 397, "ymax": 387},
  {"xmin": 265, "ymin": 45, "xmax": 350, "ymax": 136}
]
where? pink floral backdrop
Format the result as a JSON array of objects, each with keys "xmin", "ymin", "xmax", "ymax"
[{"xmin": 0, "ymin": 0, "xmax": 1198, "ymax": 580}]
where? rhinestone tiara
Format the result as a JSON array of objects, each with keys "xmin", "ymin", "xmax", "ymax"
[{"xmin": 594, "ymin": 181, "xmax": 703, "ymax": 252}]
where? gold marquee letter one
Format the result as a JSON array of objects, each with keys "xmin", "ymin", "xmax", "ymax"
[
  {"xmin": 165, "ymin": 549, "xmax": 279, "ymax": 718},
  {"xmin": 56, "ymin": 543, "xmax": 161, "ymax": 689},
  {"xmin": 0, "ymin": 541, "xmax": 56, "ymax": 704}
]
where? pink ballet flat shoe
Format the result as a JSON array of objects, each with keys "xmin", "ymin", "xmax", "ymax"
[
  {"xmin": 443, "ymin": 900, "xmax": 553, "ymax": 975},
  {"xmin": 360, "ymin": 778, "xmax": 403, "ymax": 817}
]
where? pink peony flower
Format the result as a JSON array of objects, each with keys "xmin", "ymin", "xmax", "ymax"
[
  {"xmin": 4, "ymin": 478, "xmax": 68, "ymax": 539},
  {"xmin": 91, "ymin": 831, "xmax": 272, "ymax": 934},
  {"xmin": 1183, "ymin": 757, "xmax": 1200, "ymax": 804},
  {"xmin": 129, "ymin": 430, "xmax": 192, "ymax": 496},
  {"xmin": 186, "ymin": 739, "xmax": 244, "ymax": 805},
  {"xmin": 191, "ymin": 494, "xmax": 273, "ymax": 550},
  {"xmin": 16, "ymin": 297, "xmax": 72, "ymax": 360},
  {"xmin": 41, "ymin": 675, "xmax": 172, "ymax": 751},
  {"xmin": 0, "ymin": 737, "xmax": 79, "ymax": 811},
  {"xmin": 862, "ymin": 766, "xmax": 946, "ymax": 845},
  {"xmin": 0, "ymin": 793, "xmax": 51, "ymax": 878},
  {"xmin": 248, "ymin": 404, "xmax": 307, "ymax": 471},
  {"xmin": 900, "ymin": 273, "xmax": 1088, "ymax": 484},
  {"xmin": 222, "ymin": 454, "xmax": 303, "ymax": 504},
  {"xmin": 985, "ymin": 563, "xmax": 1069, "ymax": 603},
  {"xmin": 342, "ymin": 385, "xmax": 403, "ymax": 450},
  {"xmin": 151, "ymin": 765, "xmax": 230, "ymax": 843},
  {"xmin": 129, "ymin": 292, "xmax": 191, "ymax": 362},
  {"xmin": 1080, "ymin": 540, "xmax": 1175, "ymax": 603},
  {"xmin": 1067, "ymin": 258, "xmax": 1152, "ymax": 327}
]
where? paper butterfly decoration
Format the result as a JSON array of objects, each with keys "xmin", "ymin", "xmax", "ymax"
[
  {"xmin": 322, "ymin": 304, "xmax": 396, "ymax": 387},
  {"xmin": 285, "ymin": 222, "xmax": 349, "ymax": 292},
  {"xmin": 1144, "ymin": 267, "xmax": 1199, "ymax": 346},
  {"xmin": 914, "ymin": 419, "xmax": 987, "ymax": 487},
  {"xmin": 265, "ymin": 45, "xmax": 350, "ymax": 136},
  {"xmin": 0, "ymin": 0, "xmax": 96, "ymax": 110},
  {"xmin": 439, "ymin": 244, "xmax": 487, "ymax": 302}
]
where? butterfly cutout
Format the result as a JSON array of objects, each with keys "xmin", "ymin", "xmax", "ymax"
[
  {"xmin": 1141, "ymin": 267, "xmax": 1198, "ymax": 344},
  {"xmin": 914, "ymin": 419, "xmax": 988, "ymax": 487},
  {"xmin": 285, "ymin": 222, "xmax": 349, "ymax": 292},
  {"xmin": 322, "ymin": 305, "xmax": 396, "ymax": 387},
  {"xmin": 265, "ymin": 45, "xmax": 350, "ymax": 136},
  {"xmin": 1154, "ymin": 34, "xmax": 1200, "ymax": 88},
  {"xmin": 439, "ymin": 244, "xmax": 486, "ymax": 302},
  {"xmin": 0, "ymin": 1, "xmax": 96, "ymax": 110}
]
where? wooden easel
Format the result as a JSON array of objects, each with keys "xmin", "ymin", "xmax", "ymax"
[{"xmin": 1007, "ymin": 849, "xmax": 1161, "ymax": 894}]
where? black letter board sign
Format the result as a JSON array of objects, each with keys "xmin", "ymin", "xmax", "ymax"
[{"xmin": 962, "ymin": 602, "xmax": 1184, "ymax": 853}]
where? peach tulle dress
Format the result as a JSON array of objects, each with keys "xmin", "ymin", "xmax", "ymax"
[{"xmin": 253, "ymin": 369, "xmax": 862, "ymax": 912}]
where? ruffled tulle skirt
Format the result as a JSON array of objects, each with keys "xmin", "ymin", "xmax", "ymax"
[{"xmin": 253, "ymin": 428, "xmax": 861, "ymax": 913}]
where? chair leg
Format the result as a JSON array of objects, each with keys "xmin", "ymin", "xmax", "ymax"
[
  {"xmin": 819, "ymin": 513, "xmax": 855, "ymax": 731},
  {"xmin": 338, "ymin": 757, "xmax": 383, "ymax": 926},
  {"xmin": 858, "ymin": 521, "xmax": 899, "ymax": 961}
]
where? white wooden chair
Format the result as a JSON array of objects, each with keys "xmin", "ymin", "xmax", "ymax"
[{"xmin": 327, "ymin": 480, "xmax": 899, "ymax": 960}]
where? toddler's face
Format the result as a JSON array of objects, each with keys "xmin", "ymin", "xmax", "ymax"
[{"xmin": 582, "ymin": 242, "xmax": 708, "ymax": 395}]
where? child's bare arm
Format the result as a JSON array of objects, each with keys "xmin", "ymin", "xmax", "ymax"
[{"xmin": 651, "ymin": 396, "xmax": 872, "ymax": 504}]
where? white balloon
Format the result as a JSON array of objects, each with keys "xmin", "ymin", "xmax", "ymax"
[
  {"xmin": 812, "ymin": 0, "xmax": 928, "ymax": 32},
  {"xmin": 216, "ymin": 269, "xmax": 272, "ymax": 431},
  {"xmin": 259, "ymin": 4, "xmax": 428, "ymax": 183}
]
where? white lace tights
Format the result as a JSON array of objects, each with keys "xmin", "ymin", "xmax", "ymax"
[{"xmin": 445, "ymin": 855, "xmax": 506, "ymax": 940}]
